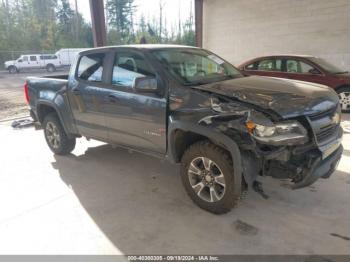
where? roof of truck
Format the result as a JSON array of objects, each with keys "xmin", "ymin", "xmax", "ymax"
[{"xmin": 80, "ymin": 44, "xmax": 198, "ymax": 54}]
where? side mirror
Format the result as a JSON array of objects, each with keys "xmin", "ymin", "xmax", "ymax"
[
  {"xmin": 309, "ymin": 68, "xmax": 320, "ymax": 75},
  {"xmin": 18, "ymin": 59, "xmax": 23, "ymax": 63},
  {"xmin": 134, "ymin": 76, "xmax": 157, "ymax": 93}
]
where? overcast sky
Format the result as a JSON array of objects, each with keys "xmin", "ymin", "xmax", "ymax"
[{"xmin": 70, "ymin": 0, "xmax": 194, "ymax": 29}]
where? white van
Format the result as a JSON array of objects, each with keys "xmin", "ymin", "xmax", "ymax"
[
  {"xmin": 4, "ymin": 54, "xmax": 61, "ymax": 73},
  {"xmin": 55, "ymin": 48, "xmax": 87, "ymax": 66}
]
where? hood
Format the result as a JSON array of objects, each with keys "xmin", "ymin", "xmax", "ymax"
[
  {"xmin": 193, "ymin": 76, "xmax": 339, "ymax": 118},
  {"xmin": 5, "ymin": 60, "xmax": 15, "ymax": 65}
]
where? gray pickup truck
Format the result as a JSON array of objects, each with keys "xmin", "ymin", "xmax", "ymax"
[{"xmin": 25, "ymin": 45, "xmax": 343, "ymax": 214}]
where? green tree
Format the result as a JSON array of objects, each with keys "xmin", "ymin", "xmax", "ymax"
[{"xmin": 106, "ymin": 0, "xmax": 136, "ymax": 44}]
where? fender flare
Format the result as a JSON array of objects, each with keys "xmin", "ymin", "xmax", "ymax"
[
  {"xmin": 36, "ymin": 100, "xmax": 70, "ymax": 136},
  {"xmin": 168, "ymin": 121, "xmax": 242, "ymax": 196}
]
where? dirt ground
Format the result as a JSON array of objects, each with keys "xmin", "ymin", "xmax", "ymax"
[{"xmin": 0, "ymin": 70, "xmax": 68, "ymax": 120}]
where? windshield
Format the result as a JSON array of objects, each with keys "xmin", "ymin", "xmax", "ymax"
[
  {"xmin": 308, "ymin": 57, "xmax": 348, "ymax": 74},
  {"xmin": 152, "ymin": 48, "xmax": 242, "ymax": 85}
]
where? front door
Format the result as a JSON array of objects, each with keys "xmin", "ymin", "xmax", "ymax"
[
  {"xmin": 18, "ymin": 56, "xmax": 31, "ymax": 70},
  {"xmin": 67, "ymin": 52, "xmax": 110, "ymax": 140},
  {"xmin": 103, "ymin": 50, "xmax": 167, "ymax": 154}
]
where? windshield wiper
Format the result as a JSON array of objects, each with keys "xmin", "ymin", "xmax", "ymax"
[{"xmin": 335, "ymin": 71, "xmax": 349, "ymax": 74}]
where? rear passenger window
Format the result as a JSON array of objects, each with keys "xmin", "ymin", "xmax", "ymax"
[
  {"xmin": 112, "ymin": 52, "xmax": 155, "ymax": 88},
  {"xmin": 30, "ymin": 56, "xmax": 37, "ymax": 62},
  {"xmin": 286, "ymin": 59, "xmax": 317, "ymax": 74},
  {"xmin": 257, "ymin": 59, "xmax": 282, "ymax": 71},
  {"xmin": 77, "ymin": 53, "xmax": 105, "ymax": 82}
]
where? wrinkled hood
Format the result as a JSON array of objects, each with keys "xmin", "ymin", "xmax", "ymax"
[{"xmin": 193, "ymin": 76, "xmax": 339, "ymax": 118}]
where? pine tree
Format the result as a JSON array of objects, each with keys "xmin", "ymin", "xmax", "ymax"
[{"xmin": 106, "ymin": 0, "xmax": 136, "ymax": 44}]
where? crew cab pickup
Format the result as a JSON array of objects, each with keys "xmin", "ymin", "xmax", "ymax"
[
  {"xmin": 5, "ymin": 54, "xmax": 60, "ymax": 74},
  {"xmin": 25, "ymin": 45, "xmax": 343, "ymax": 214}
]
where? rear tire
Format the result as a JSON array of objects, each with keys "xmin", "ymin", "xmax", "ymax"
[
  {"xmin": 46, "ymin": 64, "xmax": 56, "ymax": 73},
  {"xmin": 43, "ymin": 113, "xmax": 76, "ymax": 155},
  {"xmin": 180, "ymin": 140, "xmax": 240, "ymax": 214},
  {"xmin": 336, "ymin": 86, "xmax": 350, "ymax": 112}
]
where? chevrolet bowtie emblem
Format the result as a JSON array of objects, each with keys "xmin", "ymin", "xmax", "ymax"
[{"xmin": 332, "ymin": 112, "xmax": 340, "ymax": 125}]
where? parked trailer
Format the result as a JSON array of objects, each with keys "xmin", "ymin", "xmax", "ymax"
[{"xmin": 55, "ymin": 48, "xmax": 88, "ymax": 66}]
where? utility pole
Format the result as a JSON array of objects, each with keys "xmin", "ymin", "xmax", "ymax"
[
  {"xmin": 159, "ymin": 0, "xmax": 164, "ymax": 43},
  {"xmin": 89, "ymin": 0, "xmax": 107, "ymax": 47},
  {"xmin": 194, "ymin": 0, "xmax": 203, "ymax": 47},
  {"xmin": 75, "ymin": 0, "xmax": 79, "ymax": 42},
  {"xmin": 178, "ymin": 0, "xmax": 181, "ymax": 38}
]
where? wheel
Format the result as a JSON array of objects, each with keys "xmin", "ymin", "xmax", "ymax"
[
  {"xmin": 8, "ymin": 66, "xmax": 17, "ymax": 74},
  {"xmin": 181, "ymin": 140, "xmax": 240, "ymax": 214},
  {"xmin": 43, "ymin": 113, "xmax": 76, "ymax": 155},
  {"xmin": 46, "ymin": 64, "xmax": 56, "ymax": 72},
  {"xmin": 337, "ymin": 87, "xmax": 350, "ymax": 112}
]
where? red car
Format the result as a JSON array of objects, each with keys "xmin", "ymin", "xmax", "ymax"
[{"xmin": 238, "ymin": 55, "xmax": 350, "ymax": 111}]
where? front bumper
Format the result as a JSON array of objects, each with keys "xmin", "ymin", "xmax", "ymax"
[
  {"xmin": 291, "ymin": 144, "xmax": 343, "ymax": 189},
  {"xmin": 260, "ymin": 126, "xmax": 343, "ymax": 189}
]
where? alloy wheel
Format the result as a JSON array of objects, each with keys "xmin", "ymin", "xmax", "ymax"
[
  {"xmin": 339, "ymin": 91, "xmax": 350, "ymax": 111},
  {"xmin": 188, "ymin": 157, "xmax": 226, "ymax": 203},
  {"xmin": 45, "ymin": 121, "xmax": 61, "ymax": 149}
]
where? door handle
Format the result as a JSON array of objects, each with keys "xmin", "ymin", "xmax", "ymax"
[
  {"xmin": 71, "ymin": 87, "xmax": 80, "ymax": 95},
  {"xmin": 107, "ymin": 94, "xmax": 119, "ymax": 103}
]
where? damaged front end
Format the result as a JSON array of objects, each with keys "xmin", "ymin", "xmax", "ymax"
[{"xmin": 198, "ymin": 96, "xmax": 343, "ymax": 190}]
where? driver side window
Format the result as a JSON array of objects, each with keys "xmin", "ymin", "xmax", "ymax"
[{"xmin": 112, "ymin": 51, "xmax": 155, "ymax": 89}]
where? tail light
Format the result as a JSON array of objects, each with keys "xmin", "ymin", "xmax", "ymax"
[{"xmin": 24, "ymin": 83, "xmax": 30, "ymax": 103}]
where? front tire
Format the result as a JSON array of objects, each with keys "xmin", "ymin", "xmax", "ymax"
[
  {"xmin": 181, "ymin": 141, "xmax": 240, "ymax": 214},
  {"xmin": 337, "ymin": 86, "xmax": 350, "ymax": 112},
  {"xmin": 43, "ymin": 113, "xmax": 76, "ymax": 155},
  {"xmin": 8, "ymin": 66, "xmax": 17, "ymax": 74}
]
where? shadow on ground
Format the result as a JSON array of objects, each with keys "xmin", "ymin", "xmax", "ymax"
[{"xmin": 49, "ymin": 141, "xmax": 350, "ymax": 255}]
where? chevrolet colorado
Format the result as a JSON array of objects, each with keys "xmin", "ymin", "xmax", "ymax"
[{"xmin": 25, "ymin": 45, "xmax": 343, "ymax": 214}]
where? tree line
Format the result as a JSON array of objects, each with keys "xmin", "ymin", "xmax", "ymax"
[{"xmin": 0, "ymin": 0, "xmax": 195, "ymax": 54}]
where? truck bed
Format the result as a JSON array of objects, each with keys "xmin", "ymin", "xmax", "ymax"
[{"xmin": 26, "ymin": 75, "xmax": 69, "ymax": 111}]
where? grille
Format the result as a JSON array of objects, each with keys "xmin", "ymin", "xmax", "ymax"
[
  {"xmin": 307, "ymin": 106, "xmax": 340, "ymax": 144},
  {"xmin": 308, "ymin": 106, "xmax": 336, "ymax": 121},
  {"xmin": 316, "ymin": 124, "xmax": 338, "ymax": 143}
]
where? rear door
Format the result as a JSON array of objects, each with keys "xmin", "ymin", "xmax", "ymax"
[
  {"xmin": 29, "ymin": 55, "xmax": 40, "ymax": 69},
  {"xmin": 67, "ymin": 51, "xmax": 110, "ymax": 140},
  {"xmin": 103, "ymin": 49, "xmax": 167, "ymax": 154}
]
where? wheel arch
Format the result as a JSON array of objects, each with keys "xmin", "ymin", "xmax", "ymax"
[
  {"xmin": 8, "ymin": 65, "xmax": 17, "ymax": 72},
  {"xmin": 168, "ymin": 121, "xmax": 242, "ymax": 194},
  {"xmin": 37, "ymin": 102, "xmax": 70, "ymax": 136},
  {"xmin": 334, "ymin": 84, "xmax": 350, "ymax": 92}
]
